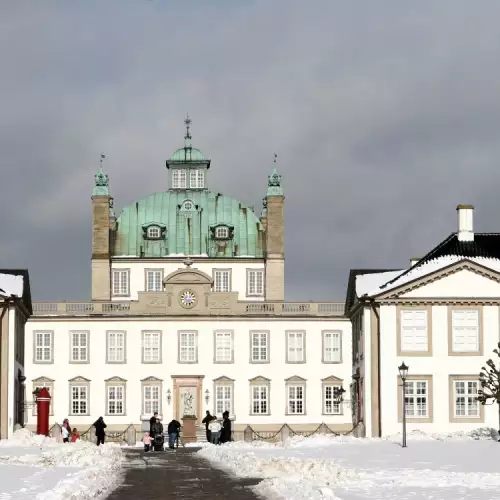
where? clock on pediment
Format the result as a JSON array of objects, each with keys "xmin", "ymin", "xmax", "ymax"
[{"xmin": 179, "ymin": 289, "xmax": 197, "ymax": 309}]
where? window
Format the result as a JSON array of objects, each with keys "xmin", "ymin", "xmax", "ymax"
[
  {"xmin": 213, "ymin": 269, "xmax": 231, "ymax": 292},
  {"xmin": 322, "ymin": 331, "xmax": 341, "ymax": 363},
  {"xmin": 178, "ymin": 331, "xmax": 197, "ymax": 363},
  {"xmin": 323, "ymin": 385, "xmax": 341, "ymax": 415},
  {"xmin": 112, "ymin": 269, "xmax": 129, "ymax": 296},
  {"xmin": 452, "ymin": 378, "xmax": 481, "ymax": 420},
  {"xmin": 214, "ymin": 226, "xmax": 229, "ymax": 239},
  {"xmin": 189, "ymin": 169, "xmax": 204, "ymax": 189},
  {"xmin": 286, "ymin": 331, "xmax": 305, "ymax": 363},
  {"xmin": 106, "ymin": 331, "xmax": 126, "ymax": 363},
  {"xmin": 399, "ymin": 309, "xmax": 429, "ymax": 353},
  {"xmin": 214, "ymin": 378, "xmax": 234, "ymax": 416},
  {"xmin": 404, "ymin": 380, "xmax": 429, "ymax": 418},
  {"xmin": 32, "ymin": 378, "xmax": 54, "ymax": 416},
  {"xmin": 70, "ymin": 331, "xmax": 89, "ymax": 363},
  {"xmin": 250, "ymin": 380, "xmax": 270, "ymax": 415},
  {"xmin": 247, "ymin": 269, "xmax": 264, "ymax": 296},
  {"xmin": 69, "ymin": 379, "xmax": 90, "ymax": 416},
  {"xmin": 107, "ymin": 386, "xmax": 125, "ymax": 415},
  {"xmin": 145, "ymin": 269, "xmax": 163, "ymax": 292},
  {"xmin": 142, "ymin": 331, "xmax": 161, "ymax": 363},
  {"xmin": 214, "ymin": 331, "xmax": 233, "ymax": 363},
  {"xmin": 182, "ymin": 200, "xmax": 193, "ymax": 211},
  {"xmin": 172, "ymin": 169, "xmax": 187, "ymax": 189},
  {"xmin": 34, "ymin": 331, "xmax": 53, "ymax": 363},
  {"xmin": 250, "ymin": 331, "xmax": 269, "ymax": 363},
  {"xmin": 146, "ymin": 226, "xmax": 161, "ymax": 239},
  {"xmin": 286, "ymin": 384, "xmax": 305, "ymax": 415},
  {"xmin": 142, "ymin": 382, "xmax": 161, "ymax": 416},
  {"xmin": 450, "ymin": 309, "xmax": 480, "ymax": 353}
]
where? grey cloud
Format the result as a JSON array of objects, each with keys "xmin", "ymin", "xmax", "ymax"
[{"xmin": 2, "ymin": 0, "xmax": 500, "ymax": 302}]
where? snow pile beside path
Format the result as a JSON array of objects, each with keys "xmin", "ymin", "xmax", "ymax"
[
  {"xmin": 383, "ymin": 426, "xmax": 498, "ymax": 442},
  {"xmin": 198, "ymin": 442, "xmax": 357, "ymax": 500},
  {"xmin": 0, "ymin": 429, "xmax": 122, "ymax": 499}
]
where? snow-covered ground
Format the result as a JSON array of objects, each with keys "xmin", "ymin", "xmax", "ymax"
[
  {"xmin": 198, "ymin": 428, "xmax": 500, "ymax": 500},
  {"xmin": 0, "ymin": 429, "xmax": 122, "ymax": 499}
]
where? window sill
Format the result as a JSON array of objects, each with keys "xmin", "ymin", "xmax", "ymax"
[
  {"xmin": 69, "ymin": 360, "xmax": 90, "ymax": 364},
  {"xmin": 249, "ymin": 360, "xmax": 271, "ymax": 364},
  {"xmin": 448, "ymin": 350, "xmax": 483, "ymax": 356},
  {"xmin": 106, "ymin": 361, "xmax": 127, "ymax": 364},
  {"xmin": 33, "ymin": 360, "xmax": 54, "ymax": 364}
]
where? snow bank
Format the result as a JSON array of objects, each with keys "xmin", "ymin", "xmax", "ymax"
[{"xmin": 0, "ymin": 429, "xmax": 122, "ymax": 499}]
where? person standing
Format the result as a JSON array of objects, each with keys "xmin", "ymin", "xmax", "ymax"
[
  {"xmin": 93, "ymin": 416, "xmax": 107, "ymax": 446},
  {"xmin": 208, "ymin": 418, "xmax": 221, "ymax": 444},
  {"xmin": 149, "ymin": 412, "xmax": 159, "ymax": 436},
  {"xmin": 61, "ymin": 420, "xmax": 71, "ymax": 443},
  {"xmin": 218, "ymin": 411, "xmax": 232, "ymax": 444},
  {"xmin": 202, "ymin": 410, "xmax": 216, "ymax": 442},
  {"xmin": 167, "ymin": 419, "xmax": 181, "ymax": 449}
]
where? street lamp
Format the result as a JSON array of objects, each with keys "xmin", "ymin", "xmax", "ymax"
[{"xmin": 398, "ymin": 361, "xmax": 409, "ymax": 448}]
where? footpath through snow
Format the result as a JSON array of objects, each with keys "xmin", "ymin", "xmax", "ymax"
[
  {"xmin": 197, "ymin": 427, "xmax": 500, "ymax": 500},
  {"xmin": 0, "ymin": 429, "xmax": 122, "ymax": 499}
]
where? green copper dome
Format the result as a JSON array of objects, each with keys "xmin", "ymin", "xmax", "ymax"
[
  {"xmin": 113, "ymin": 190, "xmax": 265, "ymax": 258},
  {"xmin": 169, "ymin": 147, "xmax": 206, "ymax": 163}
]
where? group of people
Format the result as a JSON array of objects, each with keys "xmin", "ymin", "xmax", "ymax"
[
  {"xmin": 202, "ymin": 410, "xmax": 232, "ymax": 444},
  {"xmin": 59, "ymin": 416, "xmax": 106, "ymax": 446}
]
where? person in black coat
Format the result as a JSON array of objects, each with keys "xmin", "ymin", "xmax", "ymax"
[
  {"xmin": 167, "ymin": 419, "xmax": 181, "ymax": 449},
  {"xmin": 93, "ymin": 416, "xmax": 107, "ymax": 446},
  {"xmin": 218, "ymin": 411, "xmax": 232, "ymax": 444},
  {"xmin": 149, "ymin": 412, "xmax": 159, "ymax": 436}
]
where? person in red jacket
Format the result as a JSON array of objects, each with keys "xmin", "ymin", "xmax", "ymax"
[{"xmin": 71, "ymin": 428, "xmax": 80, "ymax": 442}]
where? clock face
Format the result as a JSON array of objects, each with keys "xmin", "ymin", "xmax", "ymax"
[{"xmin": 179, "ymin": 289, "xmax": 197, "ymax": 309}]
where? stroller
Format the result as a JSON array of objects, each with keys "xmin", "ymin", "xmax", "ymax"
[{"xmin": 153, "ymin": 433, "xmax": 165, "ymax": 452}]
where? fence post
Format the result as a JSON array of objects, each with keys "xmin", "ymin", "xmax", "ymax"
[
  {"xmin": 51, "ymin": 423, "xmax": 61, "ymax": 441},
  {"xmin": 126, "ymin": 424, "xmax": 136, "ymax": 446},
  {"xmin": 244, "ymin": 425, "xmax": 253, "ymax": 442},
  {"xmin": 280, "ymin": 424, "xmax": 290, "ymax": 443},
  {"xmin": 319, "ymin": 423, "xmax": 327, "ymax": 435}
]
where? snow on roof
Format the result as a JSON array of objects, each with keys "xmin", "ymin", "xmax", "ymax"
[
  {"xmin": 364, "ymin": 255, "xmax": 500, "ymax": 297},
  {"xmin": 356, "ymin": 270, "xmax": 403, "ymax": 297},
  {"xmin": 0, "ymin": 273, "xmax": 24, "ymax": 298}
]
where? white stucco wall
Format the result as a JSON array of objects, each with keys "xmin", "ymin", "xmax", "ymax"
[
  {"xmin": 111, "ymin": 260, "xmax": 266, "ymax": 301},
  {"xmin": 25, "ymin": 317, "xmax": 352, "ymax": 428}
]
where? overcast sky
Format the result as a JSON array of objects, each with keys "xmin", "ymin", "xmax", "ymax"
[{"xmin": 2, "ymin": 0, "xmax": 500, "ymax": 302}]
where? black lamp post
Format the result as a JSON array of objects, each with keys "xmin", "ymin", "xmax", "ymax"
[{"xmin": 398, "ymin": 362, "xmax": 409, "ymax": 448}]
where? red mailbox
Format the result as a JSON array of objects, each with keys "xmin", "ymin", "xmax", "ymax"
[{"xmin": 36, "ymin": 387, "xmax": 51, "ymax": 436}]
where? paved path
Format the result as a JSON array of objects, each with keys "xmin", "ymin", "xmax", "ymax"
[{"xmin": 106, "ymin": 448, "xmax": 263, "ymax": 499}]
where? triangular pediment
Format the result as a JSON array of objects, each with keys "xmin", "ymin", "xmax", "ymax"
[
  {"xmin": 374, "ymin": 259, "xmax": 500, "ymax": 300},
  {"xmin": 249, "ymin": 375, "xmax": 271, "ymax": 383},
  {"xmin": 321, "ymin": 375, "xmax": 343, "ymax": 384},
  {"xmin": 68, "ymin": 376, "xmax": 90, "ymax": 383},
  {"xmin": 105, "ymin": 376, "xmax": 127, "ymax": 383},
  {"xmin": 285, "ymin": 375, "xmax": 307, "ymax": 383},
  {"xmin": 140, "ymin": 376, "xmax": 163, "ymax": 382},
  {"xmin": 213, "ymin": 375, "xmax": 235, "ymax": 383},
  {"xmin": 32, "ymin": 376, "xmax": 54, "ymax": 383},
  {"xmin": 163, "ymin": 268, "xmax": 213, "ymax": 286}
]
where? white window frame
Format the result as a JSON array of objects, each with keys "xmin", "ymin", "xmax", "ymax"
[
  {"xmin": 286, "ymin": 384, "xmax": 305, "ymax": 415},
  {"xmin": 145, "ymin": 269, "xmax": 163, "ymax": 292},
  {"xmin": 453, "ymin": 380, "xmax": 479, "ymax": 418},
  {"xmin": 34, "ymin": 331, "xmax": 53, "ymax": 364},
  {"xmin": 142, "ymin": 331, "xmax": 161, "ymax": 363},
  {"xmin": 247, "ymin": 269, "xmax": 264, "ymax": 296},
  {"xmin": 451, "ymin": 309, "xmax": 480, "ymax": 353},
  {"xmin": 189, "ymin": 169, "xmax": 204, "ymax": 189},
  {"xmin": 142, "ymin": 384, "xmax": 161, "ymax": 416},
  {"xmin": 107, "ymin": 385, "xmax": 125, "ymax": 416},
  {"xmin": 178, "ymin": 331, "xmax": 198, "ymax": 363},
  {"xmin": 112, "ymin": 269, "xmax": 129, "ymax": 297},
  {"xmin": 250, "ymin": 384, "xmax": 269, "ymax": 415},
  {"xmin": 214, "ymin": 226, "xmax": 229, "ymax": 239},
  {"xmin": 250, "ymin": 331, "xmax": 270, "ymax": 363},
  {"xmin": 286, "ymin": 331, "xmax": 305, "ymax": 363},
  {"xmin": 214, "ymin": 330, "xmax": 234, "ymax": 363},
  {"xmin": 404, "ymin": 380, "xmax": 429, "ymax": 418},
  {"xmin": 213, "ymin": 269, "xmax": 231, "ymax": 292},
  {"xmin": 214, "ymin": 384, "xmax": 233, "ymax": 417},
  {"xmin": 69, "ymin": 384, "xmax": 89, "ymax": 416},
  {"xmin": 146, "ymin": 226, "xmax": 161, "ymax": 239},
  {"xmin": 323, "ymin": 384, "xmax": 342, "ymax": 415},
  {"xmin": 106, "ymin": 331, "xmax": 126, "ymax": 363},
  {"xmin": 172, "ymin": 169, "xmax": 187, "ymax": 189},
  {"xmin": 400, "ymin": 309, "xmax": 429, "ymax": 352},
  {"xmin": 69, "ymin": 331, "xmax": 89, "ymax": 363},
  {"xmin": 322, "ymin": 331, "xmax": 341, "ymax": 363}
]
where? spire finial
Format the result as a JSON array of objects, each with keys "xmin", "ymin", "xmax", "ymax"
[
  {"xmin": 184, "ymin": 114, "xmax": 192, "ymax": 148},
  {"xmin": 100, "ymin": 153, "xmax": 106, "ymax": 171},
  {"xmin": 274, "ymin": 153, "xmax": 278, "ymax": 163},
  {"xmin": 93, "ymin": 153, "xmax": 109, "ymax": 195}
]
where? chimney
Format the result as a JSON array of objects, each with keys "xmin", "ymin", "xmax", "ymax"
[
  {"xmin": 456, "ymin": 204, "xmax": 474, "ymax": 242},
  {"xmin": 410, "ymin": 257, "xmax": 420, "ymax": 266}
]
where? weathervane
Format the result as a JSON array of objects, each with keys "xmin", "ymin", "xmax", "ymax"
[
  {"xmin": 274, "ymin": 153, "xmax": 278, "ymax": 163},
  {"xmin": 100, "ymin": 153, "xmax": 106, "ymax": 171},
  {"xmin": 184, "ymin": 114, "xmax": 192, "ymax": 141}
]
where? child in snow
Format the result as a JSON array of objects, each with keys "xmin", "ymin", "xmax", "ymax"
[
  {"xmin": 71, "ymin": 428, "xmax": 80, "ymax": 442},
  {"xmin": 143, "ymin": 432, "xmax": 152, "ymax": 452}
]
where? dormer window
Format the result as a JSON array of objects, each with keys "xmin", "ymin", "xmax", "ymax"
[
  {"xmin": 211, "ymin": 224, "xmax": 233, "ymax": 241},
  {"xmin": 172, "ymin": 170, "xmax": 187, "ymax": 189},
  {"xmin": 189, "ymin": 170, "xmax": 204, "ymax": 189},
  {"xmin": 142, "ymin": 223, "xmax": 166, "ymax": 240}
]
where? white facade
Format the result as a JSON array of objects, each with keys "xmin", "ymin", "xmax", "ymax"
[{"xmin": 25, "ymin": 316, "xmax": 352, "ymax": 431}]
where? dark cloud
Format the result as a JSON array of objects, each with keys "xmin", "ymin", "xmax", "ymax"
[{"xmin": 2, "ymin": 0, "xmax": 500, "ymax": 302}]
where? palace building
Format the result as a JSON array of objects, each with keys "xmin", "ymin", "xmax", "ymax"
[{"xmin": 24, "ymin": 121, "xmax": 351, "ymax": 436}]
